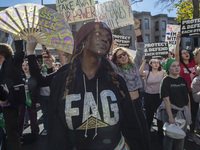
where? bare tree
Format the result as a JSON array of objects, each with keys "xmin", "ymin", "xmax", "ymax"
[
  {"xmin": 154, "ymin": 0, "xmax": 181, "ymax": 8},
  {"xmin": 130, "ymin": 0, "xmax": 143, "ymax": 5}
]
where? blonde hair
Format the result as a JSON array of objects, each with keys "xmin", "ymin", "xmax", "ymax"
[
  {"xmin": 193, "ymin": 47, "xmax": 200, "ymax": 58},
  {"xmin": 111, "ymin": 47, "xmax": 134, "ymax": 67}
]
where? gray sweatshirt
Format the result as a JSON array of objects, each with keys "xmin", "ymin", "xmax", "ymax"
[
  {"xmin": 109, "ymin": 41, "xmax": 145, "ymax": 92},
  {"xmin": 191, "ymin": 75, "xmax": 200, "ymax": 102}
]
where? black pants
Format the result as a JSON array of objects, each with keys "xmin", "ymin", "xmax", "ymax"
[
  {"xmin": 144, "ymin": 93, "xmax": 164, "ymax": 144},
  {"xmin": 2, "ymin": 107, "xmax": 22, "ymax": 150},
  {"xmin": 132, "ymin": 98, "xmax": 151, "ymax": 150},
  {"xmin": 189, "ymin": 92, "xmax": 199, "ymax": 133}
]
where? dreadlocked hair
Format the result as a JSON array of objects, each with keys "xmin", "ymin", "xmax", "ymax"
[
  {"xmin": 62, "ymin": 43, "xmax": 84, "ymax": 99},
  {"xmin": 104, "ymin": 58, "xmax": 125, "ymax": 98}
]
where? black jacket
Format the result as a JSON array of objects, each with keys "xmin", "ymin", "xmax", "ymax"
[
  {"xmin": 27, "ymin": 55, "xmax": 145, "ymax": 150},
  {"xmin": 0, "ymin": 41, "xmax": 25, "ymax": 107},
  {"xmin": 22, "ymin": 75, "xmax": 40, "ymax": 104}
]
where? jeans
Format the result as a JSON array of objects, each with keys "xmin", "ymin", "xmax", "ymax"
[
  {"xmin": 19, "ymin": 104, "xmax": 39, "ymax": 135},
  {"xmin": 163, "ymin": 136, "xmax": 185, "ymax": 150},
  {"xmin": 161, "ymin": 110, "xmax": 186, "ymax": 150},
  {"xmin": 132, "ymin": 97, "xmax": 151, "ymax": 150},
  {"xmin": 2, "ymin": 107, "xmax": 22, "ymax": 150},
  {"xmin": 39, "ymin": 95, "xmax": 49, "ymax": 130}
]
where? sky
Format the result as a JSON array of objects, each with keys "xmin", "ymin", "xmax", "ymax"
[{"xmin": 0, "ymin": 0, "xmax": 177, "ymax": 17}]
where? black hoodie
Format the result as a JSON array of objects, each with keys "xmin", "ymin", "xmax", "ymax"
[{"xmin": 47, "ymin": 60, "xmax": 144, "ymax": 150}]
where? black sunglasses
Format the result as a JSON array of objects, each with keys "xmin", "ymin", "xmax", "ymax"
[{"xmin": 117, "ymin": 52, "xmax": 127, "ymax": 59}]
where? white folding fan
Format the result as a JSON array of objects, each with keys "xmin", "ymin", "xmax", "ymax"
[{"xmin": 0, "ymin": 3, "xmax": 74, "ymax": 54}]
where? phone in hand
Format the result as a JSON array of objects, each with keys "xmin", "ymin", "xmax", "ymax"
[{"xmin": 42, "ymin": 45, "xmax": 50, "ymax": 58}]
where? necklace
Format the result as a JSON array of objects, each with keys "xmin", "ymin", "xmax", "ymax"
[{"xmin": 122, "ymin": 63, "xmax": 131, "ymax": 71}]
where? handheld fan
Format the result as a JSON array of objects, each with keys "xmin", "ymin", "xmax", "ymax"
[{"xmin": 0, "ymin": 3, "xmax": 74, "ymax": 54}]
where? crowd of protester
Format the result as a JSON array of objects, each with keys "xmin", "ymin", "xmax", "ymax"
[{"xmin": 0, "ymin": 18, "xmax": 200, "ymax": 150}]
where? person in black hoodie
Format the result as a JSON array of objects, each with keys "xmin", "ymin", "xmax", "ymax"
[
  {"xmin": 0, "ymin": 40, "xmax": 24, "ymax": 150},
  {"xmin": 26, "ymin": 22, "xmax": 144, "ymax": 150},
  {"xmin": 18, "ymin": 60, "xmax": 40, "ymax": 137}
]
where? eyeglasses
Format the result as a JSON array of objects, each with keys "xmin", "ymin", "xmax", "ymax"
[
  {"xmin": 151, "ymin": 61, "xmax": 159, "ymax": 64},
  {"xmin": 116, "ymin": 52, "xmax": 127, "ymax": 59},
  {"xmin": 181, "ymin": 51, "xmax": 189, "ymax": 55}
]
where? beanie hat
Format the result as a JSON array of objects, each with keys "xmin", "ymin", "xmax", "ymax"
[
  {"xmin": 163, "ymin": 59, "xmax": 178, "ymax": 74},
  {"xmin": 75, "ymin": 22, "xmax": 112, "ymax": 50}
]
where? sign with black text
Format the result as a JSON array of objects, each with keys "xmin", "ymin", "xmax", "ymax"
[
  {"xmin": 113, "ymin": 34, "xmax": 131, "ymax": 47},
  {"xmin": 56, "ymin": 0, "xmax": 96, "ymax": 23},
  {"xmin": 95, "ymin": 0, "xmax": 134, "ymax": 29},
  {"xmin": 181, "ymin": 18, "xmax": 200, "ymax": 37},
  {"xmin": 165, "ymin": 24, "xmax": 180, "ymax": 52},
  {"xmin": 145, "ymin": 42, "xmax": 169, "ymax": 60}
]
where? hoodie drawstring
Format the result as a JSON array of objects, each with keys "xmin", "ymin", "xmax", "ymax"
[{"xmin": 83, "ymin": 74, "xmax": 98, "ymax": 139}]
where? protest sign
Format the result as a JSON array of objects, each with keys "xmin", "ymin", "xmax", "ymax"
[
  {"xmin": 113, "ymin": 34, "xmax": 131, "ymax": 47},
  {"xmin": 95, "ymin": 0, "xmax": 134, "ymax": 29},
  {"xmin": 56, "ymin": 0, "xmax": 96, "ymax": 23},
  {"xmin": 165, "ymin": 24, "xmax": 180, "ymax": 52},
  {"xmin": 145, "ymin": 42, "xmax": 169, "ymax": 60},
  {"xmin": 181, "ymin": 18, "xmax": 200, "ymax": 37}
]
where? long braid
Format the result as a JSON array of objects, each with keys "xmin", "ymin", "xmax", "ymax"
[
  {"xmin": 104, "ymin": 59, "xmax": 125, "ymax": 98},
  {"xmin": 62, "ymin": 45, "xmax": 84, "ymax": 99}
]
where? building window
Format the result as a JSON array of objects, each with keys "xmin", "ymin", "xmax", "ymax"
[
  {"xmin": 145, "ymin": 18, "xmax": 149, "ymax": 29},
  {"xmin": 186, "ymin": 37, "xmax": 191, "ymax": 46},
  {"xmin": 155, "ymin": 36, "xmax": 159, "ymax": 42},
  {"xmin": 161, "ymin": 36, "xmax": 165, "ymax": 42},
  {"xmin": 144, "ymin": 34, "xmax": 150, "ymax": 43},
  {"xmin": 139, "ymin": 19, "xmax": 142, "ymax": 29},
  {"xmin": 155, "ymin": 21, "xmax": 159, "ymax": 31},
  {"xmin": 127, "ymin": 25, "xmax": 132, "ymax": 30},
  {"xmin": 162, "ymin": 20, "xmax": 166, "ymax": 31}
]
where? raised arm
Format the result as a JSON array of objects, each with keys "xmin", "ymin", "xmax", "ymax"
[
  {"xmin": 134, "ymin": 18, "xmax": 144, "ymax": 67},
  {"xmin": 26, "ymin": 36, "xmax": 55, "ymax": 87},
  {"xmin": 139, "ymin": 56, "xmax": 146, "ymax": 77},
  {"xmin": 13, "ymin": 38, "xmax": 24, "ymax": 65},
  {"xmin": 175, "ymin": 32, "xmax": 181, "ymax": 62}
]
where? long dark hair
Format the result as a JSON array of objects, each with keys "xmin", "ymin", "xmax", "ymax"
[
  {"xmin": 179, "ymin": 49, "xmax": 194, "ymax": 64},
  {"xmin": 63, "ymin": 34, "xmax": 125, "ymax": 99}
]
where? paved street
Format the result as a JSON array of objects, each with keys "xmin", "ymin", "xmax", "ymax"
[{"xmin": 20, "ymin": 109, "xmax": 200, "ymax": 150}]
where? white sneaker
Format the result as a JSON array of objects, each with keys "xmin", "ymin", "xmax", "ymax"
[
  {"xmin": 41, "ymin": 129, "xmax": 47, "ymax": 135},
  {"xmin": 188, "ymin": 133, "xmax": 200, "ymax": 145}
]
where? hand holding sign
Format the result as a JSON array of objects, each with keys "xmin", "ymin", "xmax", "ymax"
[
  {"xmin": 134, "ymin": 18, "xmax": 141, "ymax": 36},
  {"xmin": 133, "ymin": 18, "xmax": 140, "ymax": 30}
]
